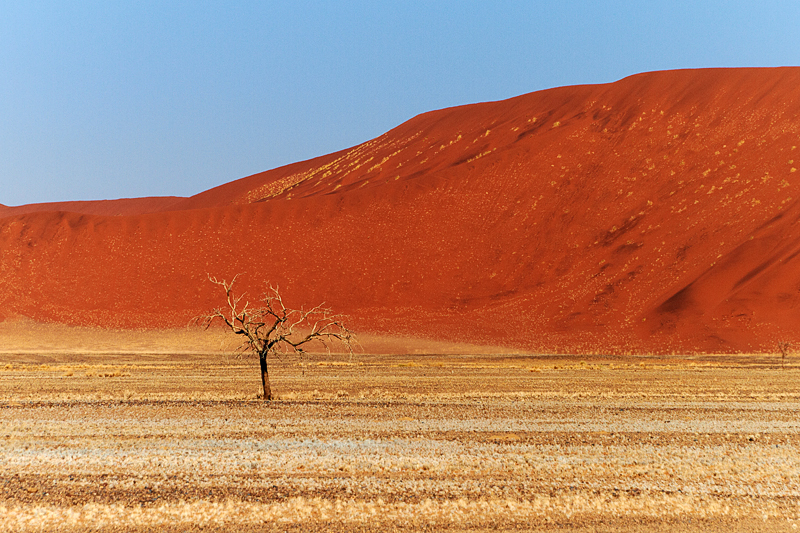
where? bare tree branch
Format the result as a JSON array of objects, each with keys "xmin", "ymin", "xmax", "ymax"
[{"xmin": 196, "ymin": 274, "xmax": 355, "ymax": 400}]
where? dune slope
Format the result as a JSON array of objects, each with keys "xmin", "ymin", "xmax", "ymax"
[{"xmin": 2, "ymin": 68, "xmax": 800, "ymax": 353}]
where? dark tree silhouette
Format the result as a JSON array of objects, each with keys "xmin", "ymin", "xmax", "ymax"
[
  {"xmin": 198, "ymin": 275, "xmax": 354, "ymax": 400},
  {"xmin": 778, "ymin": 340, "xmax": 791, "ymax": 368}
]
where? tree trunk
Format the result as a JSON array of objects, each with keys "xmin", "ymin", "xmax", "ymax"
[{"xmin": 259, "ymin": 352, "xmax": 272, "ymax": 401}]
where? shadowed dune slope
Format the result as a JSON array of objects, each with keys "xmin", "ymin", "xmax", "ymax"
[{"xmin": 3, "ymin": 68, "xmax": 800, "ymax": 353}]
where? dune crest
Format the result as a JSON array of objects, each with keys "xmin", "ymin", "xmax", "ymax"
[
  {"xmin": 0, "ymin": 197, "xmax": 185, "ymax": 218},
  {"xmin": 3, "ymin": 68, "xmax": 800, "ymax": 353}
]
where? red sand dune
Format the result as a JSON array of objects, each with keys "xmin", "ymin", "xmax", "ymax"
[
  {"xmin": 3, "ymin": 67, "xmax": 800, "ymax": 354},
  {"xmin": 0, "ymin": 197, "xmax": 185, "ymax": 218}
]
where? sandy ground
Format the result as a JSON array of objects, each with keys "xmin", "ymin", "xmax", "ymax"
[{"xmin": 1, "ymin": 324, "xmax": 799, "ymax": 531}]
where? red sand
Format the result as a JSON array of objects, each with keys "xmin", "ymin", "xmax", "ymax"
[
  {"xmin": 3, "ymin": 68, "xmax": 800, "ymax": 354},
  {"xmin": 0, "ymin": 197, "xmax": 185, "ymax": 218}
]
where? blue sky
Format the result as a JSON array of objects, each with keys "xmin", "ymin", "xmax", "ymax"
[{"xmin": 2, "ymin": 1, "xmax": 799, "ymax": 206}]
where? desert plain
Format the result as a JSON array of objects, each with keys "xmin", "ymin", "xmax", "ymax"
[{"xmin": 1, "ymin": 320, "xmax": 799, "ymax": 532}]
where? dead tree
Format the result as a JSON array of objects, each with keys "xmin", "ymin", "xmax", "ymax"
[
  {"xmin": 198, "ymin": 275, "xmax": 354, "ymax": 400},
  {"xmin": 778, "ymin": 341, "xmax": 791, "ymax": 368}
]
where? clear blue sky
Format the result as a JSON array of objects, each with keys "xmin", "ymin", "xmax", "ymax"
[{"xmin": 2, "ymin": 1, "xmax": 798, "ymax": 206}]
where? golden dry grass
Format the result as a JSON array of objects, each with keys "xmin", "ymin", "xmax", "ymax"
[{"xmin": 1, "ymin": 320, "xmax": 799, "ymax": 532}]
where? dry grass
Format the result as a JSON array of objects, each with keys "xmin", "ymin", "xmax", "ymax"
[{"xmin": 1, "ymin": 320, "xmax": 799, "ymax": 531}]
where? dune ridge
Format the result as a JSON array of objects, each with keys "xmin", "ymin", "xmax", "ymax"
[
  {"xmin": 0, "ymin": 196, "xmax": 185, "ymax": 218},
  {"xmin": 3, "ymin": 67, "xmax": 800, "ymax": 353}
]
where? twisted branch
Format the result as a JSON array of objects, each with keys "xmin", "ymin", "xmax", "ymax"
[{"xmin": 197, "ymin": 274, "xmax": 355, "ymax": 360}]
